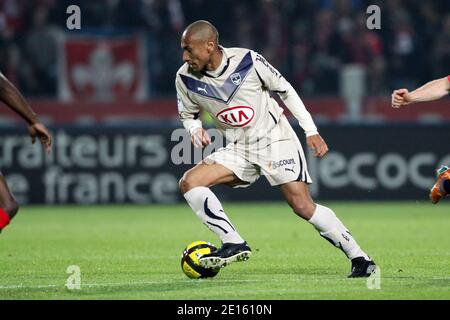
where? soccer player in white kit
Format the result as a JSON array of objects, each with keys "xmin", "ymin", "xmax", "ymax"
[{"xmin": 176, "ymin": 20, "xmax": 376, "ymax": 277}]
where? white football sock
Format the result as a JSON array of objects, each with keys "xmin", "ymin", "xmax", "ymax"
[
  {"xmin": 184, "ymin": 186, "xmax": 245, "ymax": 244},
  {"xmin": 308, "ymin": 204, "xmax": 370, "ymax": 260}
]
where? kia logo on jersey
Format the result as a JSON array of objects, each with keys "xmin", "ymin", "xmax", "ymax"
[{"xmin": 216, "ymin": 106, "xmax": 255, "ymax": 127}]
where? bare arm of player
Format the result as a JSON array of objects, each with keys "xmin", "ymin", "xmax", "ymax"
[
  {"xmin": 0, "ymin": 72, "xmax": 52, "ymax": 153},
  {"xmin": 392, "ymin": 76, "xmax": 450, "ymax": 108}
]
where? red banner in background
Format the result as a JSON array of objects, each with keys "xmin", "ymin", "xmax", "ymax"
[
  {"xmin": 59, "ymin": 35, "xmax": 148, "ymax": 102},
  {"xmin": 2, "ymin": 98, "xmax": 450, "ymax": 125}
]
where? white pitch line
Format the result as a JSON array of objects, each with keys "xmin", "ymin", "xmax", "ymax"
[
  {"xmin": 0, "ymin": 279, "xmax": 267, "ymax": 290},
  {"xmin": 1, "ymin": 277, "xmax": 448, "ymax": 290},
  {"xmin": 0, "ymin": 284, "xmax": 59, "ymax": 289}
]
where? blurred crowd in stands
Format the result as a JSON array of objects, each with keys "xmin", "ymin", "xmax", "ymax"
[{"xmin": 0, "ymin": 0, "xmax": 449, "ymax": 99}]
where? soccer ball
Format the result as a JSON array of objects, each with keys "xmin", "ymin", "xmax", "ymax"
[{"xmin": 181, "ymin": 240, "xmax": 220, "ymax": 279}]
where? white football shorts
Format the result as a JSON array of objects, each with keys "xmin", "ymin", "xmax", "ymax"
[{"xmin": 204, "ymin": 114, "xmax": 312, "ymax": 187}]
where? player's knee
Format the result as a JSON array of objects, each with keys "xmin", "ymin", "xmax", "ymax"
[
  {"xmin": 179, "ymin": 172, "xmax": 201, "ymax": 194},
  {"xmin": 3, "ymin": 199, "xmax": 19, "ymax": 219},
  {"xmin": 288, "ymin": 197, "xmax": 314, "ymax": 219},
  {"xmin": 179, "ymin": 176, "xmax": 188, "ymax": 194}
]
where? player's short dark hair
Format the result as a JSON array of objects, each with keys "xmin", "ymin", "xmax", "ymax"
[{"xmin": 185, "ymin": 20, "xmax": 219, "ymax": 45}]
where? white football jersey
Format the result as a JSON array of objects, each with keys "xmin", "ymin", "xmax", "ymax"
[{"xmin": 175, "ymin": 46, "xmax": 317, "ymax": 144}]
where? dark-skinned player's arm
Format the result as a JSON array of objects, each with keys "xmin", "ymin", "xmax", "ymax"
[
  {"xmin": 0, "ymin": 72, "xmax": 52, "ymax": 153},
  {"xmin": 252, "ymin": 51, "xmax": 328, "ymax": 158},
  {"xmin": 175, "ymin": 75, "xmax": 211, "ymax": 148}
]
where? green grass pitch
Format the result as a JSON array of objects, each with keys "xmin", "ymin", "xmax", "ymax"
[{"xmin": 0, "ymin": 202, "xmax": 449, "ymax": 300}]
